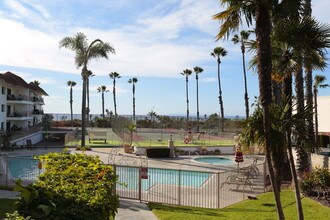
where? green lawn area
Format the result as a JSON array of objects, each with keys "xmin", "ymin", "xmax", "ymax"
[
  {"xmin": 149, "ymin": 190, "xmax": 330, "ymax": 220},
  {"xmin": 0, "ymin": 198, "xmax": 17, "ymax": 219}
]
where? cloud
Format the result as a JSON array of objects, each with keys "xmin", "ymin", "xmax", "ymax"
[
  {"xmin": 202, "ymin": 77, "xmax": 217, "ymax": 83},
  {"xmin": 0, "ymin": 0, "xmax": 227, "ymax": 79}
]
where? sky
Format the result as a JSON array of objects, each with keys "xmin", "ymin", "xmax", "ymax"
[{"xmin": 0, "ymin": 0, "xmax": 330, "ymax": 118}]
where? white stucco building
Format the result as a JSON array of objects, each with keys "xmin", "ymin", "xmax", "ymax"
[
  {"xmin": 316, "ymin": 96, "xmax": 330, "ymax": 148},
  {"xmin": 0, "ymin": 71, "xmax": 48, "ymax": 133}
]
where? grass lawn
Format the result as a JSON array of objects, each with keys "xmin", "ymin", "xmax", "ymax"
[
  {"xmin": 149, "ymin": 190, "xmax": 330, "ymax": 220},
  {"xmin": 0, "ymin": 198, "xmax": 17, "ymax": 219}
]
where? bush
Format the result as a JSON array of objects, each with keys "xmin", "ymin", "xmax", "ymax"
[
  {"xmin": 13, "ymin": 151, "xmax": 119, "ymax": 220},
  {"xmin": 300, "ymin": 167, "xmax": 330, "ymax": 196},
  {"xmin": 95, "ymin": 117, "xmax": 112, "ymax": 128},
  {"xmin": 146, "ymin": 148, "xmax": 170, "ymax": 158}
]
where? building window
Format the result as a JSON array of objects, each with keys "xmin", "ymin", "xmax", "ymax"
[
  {"xmin": 1, "ymin": 87, "xmax": 5, "ymax": 95},
  {"xmin": 1, "ymin": 104, "xmax": 4, "ymax": 112},
  {"xmin": 1, "ymin": 122, "xmax": 4, "ymax": 130}
]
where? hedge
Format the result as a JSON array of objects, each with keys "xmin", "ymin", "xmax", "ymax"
[
  {"xmin": 12, "ymin": 150, "xmax": 119, "ymax": 220},
  {"xmin": 146, "ymin": 148, "xmax": 170, "ymax": 158}
]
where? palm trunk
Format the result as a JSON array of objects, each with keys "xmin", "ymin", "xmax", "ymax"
[
  {"xmin": 86, "ymin": 76, "xmax": 90, "ymax": 125},
  {"xmin": 113, "ymin": 79, "xmax": 117, "ymax": 115},
  {"xmin": 314, "ymin": 88, "xmax": 319, "ymax": 146},
  {"xmin": 196, "ymin": 74, "xmax": 200, "ymax": 132},
  {"xmin": 255, "ymin": 3, "xmax": 284, "ymax": 219},
  {"xmin": 185, "ymin": 76, "xmax": 189, "ymax": 131},
  {"xmin": 295, "ymin": 56, "xmax": 309, "ymax": 173},
  {"xmin": 81, "ymin": 67, "xmax": 87, "ymax": 147},
  {"xmin": 305, "ymin": 68, "xmax": 315, "ymax": 152},
  {"xmin": 102, "ymin": 91, "xmax": 105, "ymax": 119},
  {"xmin": 242, "ymin": 45, "xmax": 249, "ymax": 119},
  {"xmin": 284, "ymin": 74, "xmax": 304, "ymax": 220},
  {"xmin": 217, "ymin": 57, "xmax": 225, "ymax": 132},
  {"xmin": 70, "ymin": 86, "xmax": 73, "ymax": 128},
  {"xmin": 133, "ymin": 84, "xmax": 136, "ymax": 121}
]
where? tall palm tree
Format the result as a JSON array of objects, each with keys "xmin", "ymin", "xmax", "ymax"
[
  {"xmin": 275, "ymin": 17, "xmax": 330, "ymax": 169},
  {"xmin": 97, "ymin": 86, "xmax": 108, "ymax": 119},
  {"xmin": 128, "ymin": 77, "xmax": 138, "ymax": 121},
  {"xmin": 211, "ymin": 47, "xmax": 227, "ymax": 132},
  {"xmin": 109, "ymin": 72, "xmax": 121, "ymax": 116},
  {"xmin": 232, "ymin": 30, "xmax": 251, "ymax": 119},
  {"xmin": 59, "ymin": 32, "xmax": 115, "ymax": 147},
  {"xmin": 180, "ymin": 69, "xmax": 192, "ymax": 131},
  {"xmin": 67, "ymin": 81, "xmax": 76, "ymax": 127},
  {"xmin": 213, "ymin": 1, "xmax": 296, "ymax": 219},
  {"xmin": 86, "ymin": 70, "xmax": 94, "ymax": 124},
  {"xmin": 314, "ymin": 75, "xmax": 329, "ymax": 146},
  {"xmin": 193, "ymin": 66, "xmax": 203, "ymax": 133}
]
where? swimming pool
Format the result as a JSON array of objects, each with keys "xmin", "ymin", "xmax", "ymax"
[
  {"xmin": 194, "ymin": 157, "xmax": 234, "ymax": 165},
  {"xmin": 5, "ymin": 156, "xmax": 43, "ymax": 181},
  {"xmin": 117, "ymin": 167, "xmax": 212, "ymax": 191}
]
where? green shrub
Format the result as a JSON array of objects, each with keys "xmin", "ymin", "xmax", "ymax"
[
  {"xmin": 3, "ymin": 211, "xmax": 31, "ymax": 220},
  {"xmin": 300, "ymin": 167, "xmax": 330, "ymax": 196},
  {"xmin": 14, "ymin": 151, "xmax": 119, "ymax": 220},
  {"xmin": 146, "ymin": 148, "xmax": 170, "ymax": 158},
  {"xmin": 94, "ymin": 117, "xmax": 112, "ymax": 128}
]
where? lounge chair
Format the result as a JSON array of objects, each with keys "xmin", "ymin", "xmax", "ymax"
[
  {"xmin": 220, "ymin": 172, "xmax": 253, "ymax": 191},
  {"xmin": 26, "ymin": 139, "xmax": 35, "ymax": 149}
]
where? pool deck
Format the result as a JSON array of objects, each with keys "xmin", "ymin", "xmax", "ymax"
[{"xmin": 0, "ymin": 146, "xmax": 264, "ymax": 219}]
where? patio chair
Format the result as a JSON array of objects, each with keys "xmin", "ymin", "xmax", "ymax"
[
  {"xmin": 220, "ymin": 172, "xmax": 253, "ymax": 191},
  {"xmin": 248, "ymin": 158, "xmax": 260, "ymax": 178},
  {"xmin": 26, "ymin": 139, "xmax": 35, "ymax": 149}
]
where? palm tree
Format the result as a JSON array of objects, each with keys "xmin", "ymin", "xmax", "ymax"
[
  {"xmin": 67, "ymin": 81, "xmax": 76, "ymax": 127},
  {"xmin": 128, "ymin": 77, "xmax": 138, "ymax": 121},
  {"xmin": 193, "ymin": 66, "xmax": 203, "ymax": 133},
  {"xmin": 213, "ymin": 1, "xmax": 292, "ymax": 219},
  {"xmin": 211, "ymin": 47, "xmax": 227, "ymax": 132},
  {"xmin": 148, "ymin": 110, "xmax": 157, "ymax": 128},
  {"xmin": 109, "ymin": 72, "xmax": 121, "ymax": 116},
  {"xmin": 232, "ymin": 30, "xmax": 251, "ymax": 119},
  {"xmin": 33, "ymin": 80, "xmax": 40, "ymax": 86},
  {"xmin": 314, "ymin": 75, "xmax": 329, "ymax": 146},
  {"xmin": 86, "ymin": 70, "xmax": 94, "ymax": 124},
  {"xmin": 180, "ymin": 69, "xmax": 192, "ymax": 131},
  {"xmin": 97, "ymin": 86, "xmax": 108, "ymax": 119},
  {"xmin": 275, "ymin": 17, "xmax": 330, "ymax": 169},
  {"xmin": 59, "ymin": 32, "xmax": 115, "ymax": 147}
]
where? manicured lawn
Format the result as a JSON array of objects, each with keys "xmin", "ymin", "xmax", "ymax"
[
  {"xmin": 0, "ymin": 198, "xmax": 17, "ymax": 219},
  {"xmin": 149, "ymin": 190, "xmax": 330, "ymax": 220}
]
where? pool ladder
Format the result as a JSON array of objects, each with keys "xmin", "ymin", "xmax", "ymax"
[{"xmin": 188, "ymin": 150, "xmax": 199, "ymax": 162}]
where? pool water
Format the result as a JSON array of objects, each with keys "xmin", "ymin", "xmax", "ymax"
[
  {"xmin": 194, "ymin": 157, "xmax": 234, "ymax": 165},
  {"xmin": 117, "ymin": 167, "xmax": 211, "ymax": 191},
  {"xmin": 6, "ymin": 156, "xmax": 42, "ymax": 181}
]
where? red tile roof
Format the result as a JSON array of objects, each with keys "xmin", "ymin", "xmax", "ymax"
[{"xmin": 0, "ymin": 71, "xmax": 48, "ymax": 96}]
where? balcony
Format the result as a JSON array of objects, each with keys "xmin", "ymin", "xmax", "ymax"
[
  {"xmin": 31, "ymin": 96, "xmax": 44, "ymax": 104},
  {"xmin": 6, "ymin": 94, "xmax": 44, "ymax": 105},
  {"xmin": 7, "ymin": 111, "xmax": 33, "ymax": 120},
  {"xmin": 32, "ymin": 109, "xmax": 44, "ymax": 115},
  {"xmin": 7, "ymin": 94, "xmax": 30, "ymax": 101}
]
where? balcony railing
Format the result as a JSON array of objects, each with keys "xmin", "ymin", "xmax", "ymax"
[
  {"xmin": 30, "ymin": 97, "xmax": 44, "ymax": 103},
  {"xmin": 7, "ymin": 94, "xmax": 29, "ymax": 101},
  {"xmin": 6, "ymin": 95, "xmax": 44, "ymax": 104},
  {"xmin": 7, "ymin": 111, "xmax": 31, "ymax": 117},
  {"xmin": 32, "ymin": 109, "xmax": 44, "ymax": 115}
]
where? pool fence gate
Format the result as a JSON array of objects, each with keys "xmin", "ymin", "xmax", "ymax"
[{"xmin": 0, "ymin": 155, "xmax": 266, "ymax": 209}]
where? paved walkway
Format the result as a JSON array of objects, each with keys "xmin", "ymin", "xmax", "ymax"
[{"xmin": 0, "ymin": 190, "xmax": 157, "ymax": 220}]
